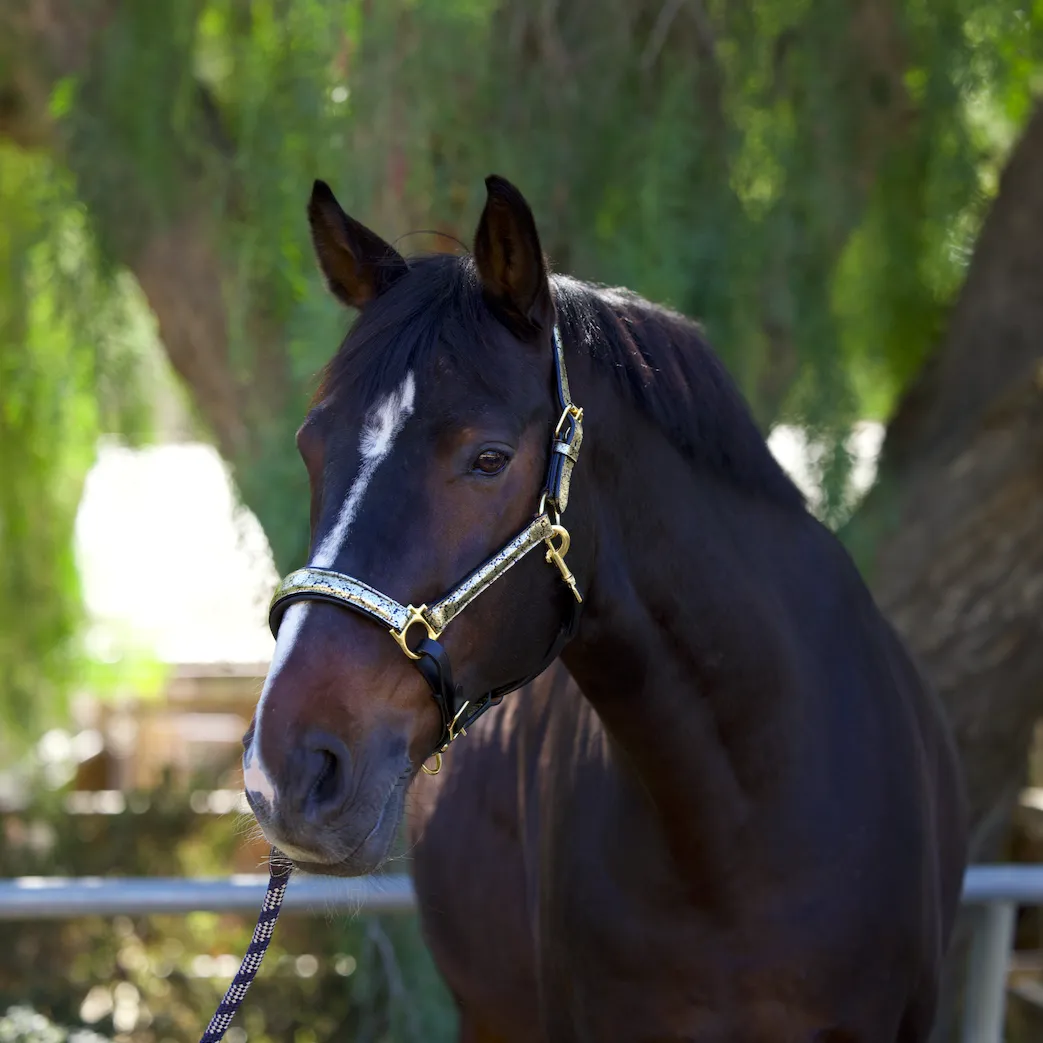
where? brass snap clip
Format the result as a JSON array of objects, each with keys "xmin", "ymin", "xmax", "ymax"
[{"xmin": 545, "ymin": 525, "xmax": 582, "ymax": 603}]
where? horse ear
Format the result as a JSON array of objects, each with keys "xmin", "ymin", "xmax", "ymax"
[
  {"xmin": 474, "ymin": 175, "xmax": 553, "ymax": 338},
  {"xmin": 307, "ymin": 180, "xmax": 408, "ymax": 310}
]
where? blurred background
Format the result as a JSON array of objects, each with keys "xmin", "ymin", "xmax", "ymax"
[{"xmin": 2, "ymin": 1, "xmax": 1043, "ymax": 1040}]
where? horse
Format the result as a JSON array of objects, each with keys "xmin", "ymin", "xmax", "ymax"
[{"xmin": 242, "ymin": 174, "xmax": 968, "ymax": 1042}]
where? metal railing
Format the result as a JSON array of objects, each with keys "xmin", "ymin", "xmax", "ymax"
[
  {"xmin": 0, "ymin": 872, "xmax": 415, "ymax": 918},
  {"xmin": 960, "ymin": 866, "xmax": 1035, "ymax": 1043},
  {"xmin": 0, "ymin": 864, "xmax": 1037, "ymax": 1043}
]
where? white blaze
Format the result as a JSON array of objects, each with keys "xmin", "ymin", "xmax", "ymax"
[
  {"xmin": 244, "ymin": 601, "xmax": 308, "ymax": 803},
  {"xmin": 312, "ymin": 372, "xmax": 416, "ymax": 568},
  {"xmin": 245, "ymin": 372, "xmax": 417, "ymax": 802}
]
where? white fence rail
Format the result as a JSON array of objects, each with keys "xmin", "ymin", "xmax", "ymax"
[{"xmin": 0, "ymin": 864, "xmax": 1036, "ymax": 1043}]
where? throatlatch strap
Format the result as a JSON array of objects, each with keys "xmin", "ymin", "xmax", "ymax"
[
  {"xmin": 414, "ymin": 637, "xmax": 461, "ymax": 748},
  {"xmin": 414, "ymin": 587, "xmax": 582, "ymax": 752},
  {"xmin": 199, "ymin": 849, "xmax": 292, "ymax": 1043}
]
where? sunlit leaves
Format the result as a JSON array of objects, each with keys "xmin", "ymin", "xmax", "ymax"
[{"xmin": 0, "ymin": 145, "xmax": 151, "ymax": 748}]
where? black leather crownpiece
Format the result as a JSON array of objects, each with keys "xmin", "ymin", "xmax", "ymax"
[{"xmin": 545, "ymin": 419, "xmax": 579, "ymax": 511}]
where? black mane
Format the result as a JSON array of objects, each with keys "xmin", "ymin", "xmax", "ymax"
[{"xmin": 318, "ymin": 254, "xmax": 804, "ymax": 510}]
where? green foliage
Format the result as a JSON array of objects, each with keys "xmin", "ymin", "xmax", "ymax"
[
  {"xmin": 7, "ymin": 0, "xmax": 1043, "ymax": 737},
  {"xmin": 0, "ymin": 1006, "xmax": 110, "ymax": 1043},
  {"xmin": 90, "ymin": 0, "xmax": 1042, "ymax": 537},
  {"xmin": 0, "ymin": 773, "xmax": 456, "ymax": 1042},
  {"xmin": 0, "ymin": 146, "xmax": 152, "ymax": 748}
]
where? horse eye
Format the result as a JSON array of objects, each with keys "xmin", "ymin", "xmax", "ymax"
[{"xmin": 472, "ymin": 449, "xmax": 510, "ymax": 476}]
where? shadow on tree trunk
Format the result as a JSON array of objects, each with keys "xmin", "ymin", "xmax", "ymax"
[{"xmin": 844, "ymin": 100, "xmax": 1043, "ymax": 1042}]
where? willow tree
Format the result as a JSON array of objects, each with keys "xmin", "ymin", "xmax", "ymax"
[
  {"xmin": 3, "ymin": 0, "xmax": 1043, "ymax": 1036},
  {"xmin": 0, "ymin": 143, "xmax": 154, "ymax": 744}
]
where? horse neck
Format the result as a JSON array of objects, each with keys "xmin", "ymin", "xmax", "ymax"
[{"xmin": 560, "ymin": 356, "xmax": 826, "ymax": 863}]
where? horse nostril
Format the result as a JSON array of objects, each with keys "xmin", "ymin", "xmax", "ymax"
[
  {"xmin": 310, "ymin": 749, "xmax": 340, "ymax": 807},
  {"xmin": 294, "ymin": 732, "xmax": 352, "ymax": 822}
]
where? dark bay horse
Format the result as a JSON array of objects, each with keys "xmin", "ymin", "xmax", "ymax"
[{"xmin": 243, "ymin": 175, "xmax": 967, "ymax": 1042}]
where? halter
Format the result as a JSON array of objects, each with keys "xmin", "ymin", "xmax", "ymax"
[{"xmin": 267, "ymin": 326, "xmax": 584, "ymax": 773}]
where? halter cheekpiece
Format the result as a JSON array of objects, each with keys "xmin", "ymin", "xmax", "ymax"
[{"xmin": 267, "ymin": 326, "xmax": 584, "ymax": 773}]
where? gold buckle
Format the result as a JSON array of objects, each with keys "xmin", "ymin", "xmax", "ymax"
[
  {"xmin": 448, "ymin": 701, "xmax": 471, "ymax": 743},
  {"xmin": 554, "ymin": 403, "xmax": 583, "ymax": 440},
  {"xmin": 544, "ymin": 524, "xmax": 582, "ymax": 602},
  {"xmin": 389, "ymin": 605, "xmax": 441, "ymax": 660},
  {"xmin": 419, "ymin": 700, "xmax": 473, "ymax": 777}
]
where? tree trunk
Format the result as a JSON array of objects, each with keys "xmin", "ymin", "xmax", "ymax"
[
  {"xmin": 848, "ymin": 96, "xmax": 1043, "ymax": 866},
  {"xmin": 0, "ymin": 0, "xmax": 311, "ymax": 568},
  {"xmin": 843, "ymin": 99, "xmax": 1043, "ymax": 1039}
]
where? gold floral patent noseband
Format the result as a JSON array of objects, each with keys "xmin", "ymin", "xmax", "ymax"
[{"xmin": 267, "ymin": 326, "xmax": 584, "ymax": 774}]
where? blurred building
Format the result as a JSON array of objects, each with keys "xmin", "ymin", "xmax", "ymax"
[{"xmin": 35, "ymin": 441, "xmax": 278, "ymax": 868}]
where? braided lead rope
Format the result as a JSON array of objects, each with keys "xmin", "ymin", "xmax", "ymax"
[{"xmin": 199, "ymin": 849, "xmax": 293, "ymax": 1043}]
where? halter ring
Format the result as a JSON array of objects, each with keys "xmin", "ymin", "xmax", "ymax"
[{"xmin": 389, "ymin": 605, "xmax": 442, "ymax": 660}]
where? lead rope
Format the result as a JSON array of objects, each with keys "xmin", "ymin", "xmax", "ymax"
[{"xmin": 199, "ymin": 848, "xmax": 292, "ymax": 1043}]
